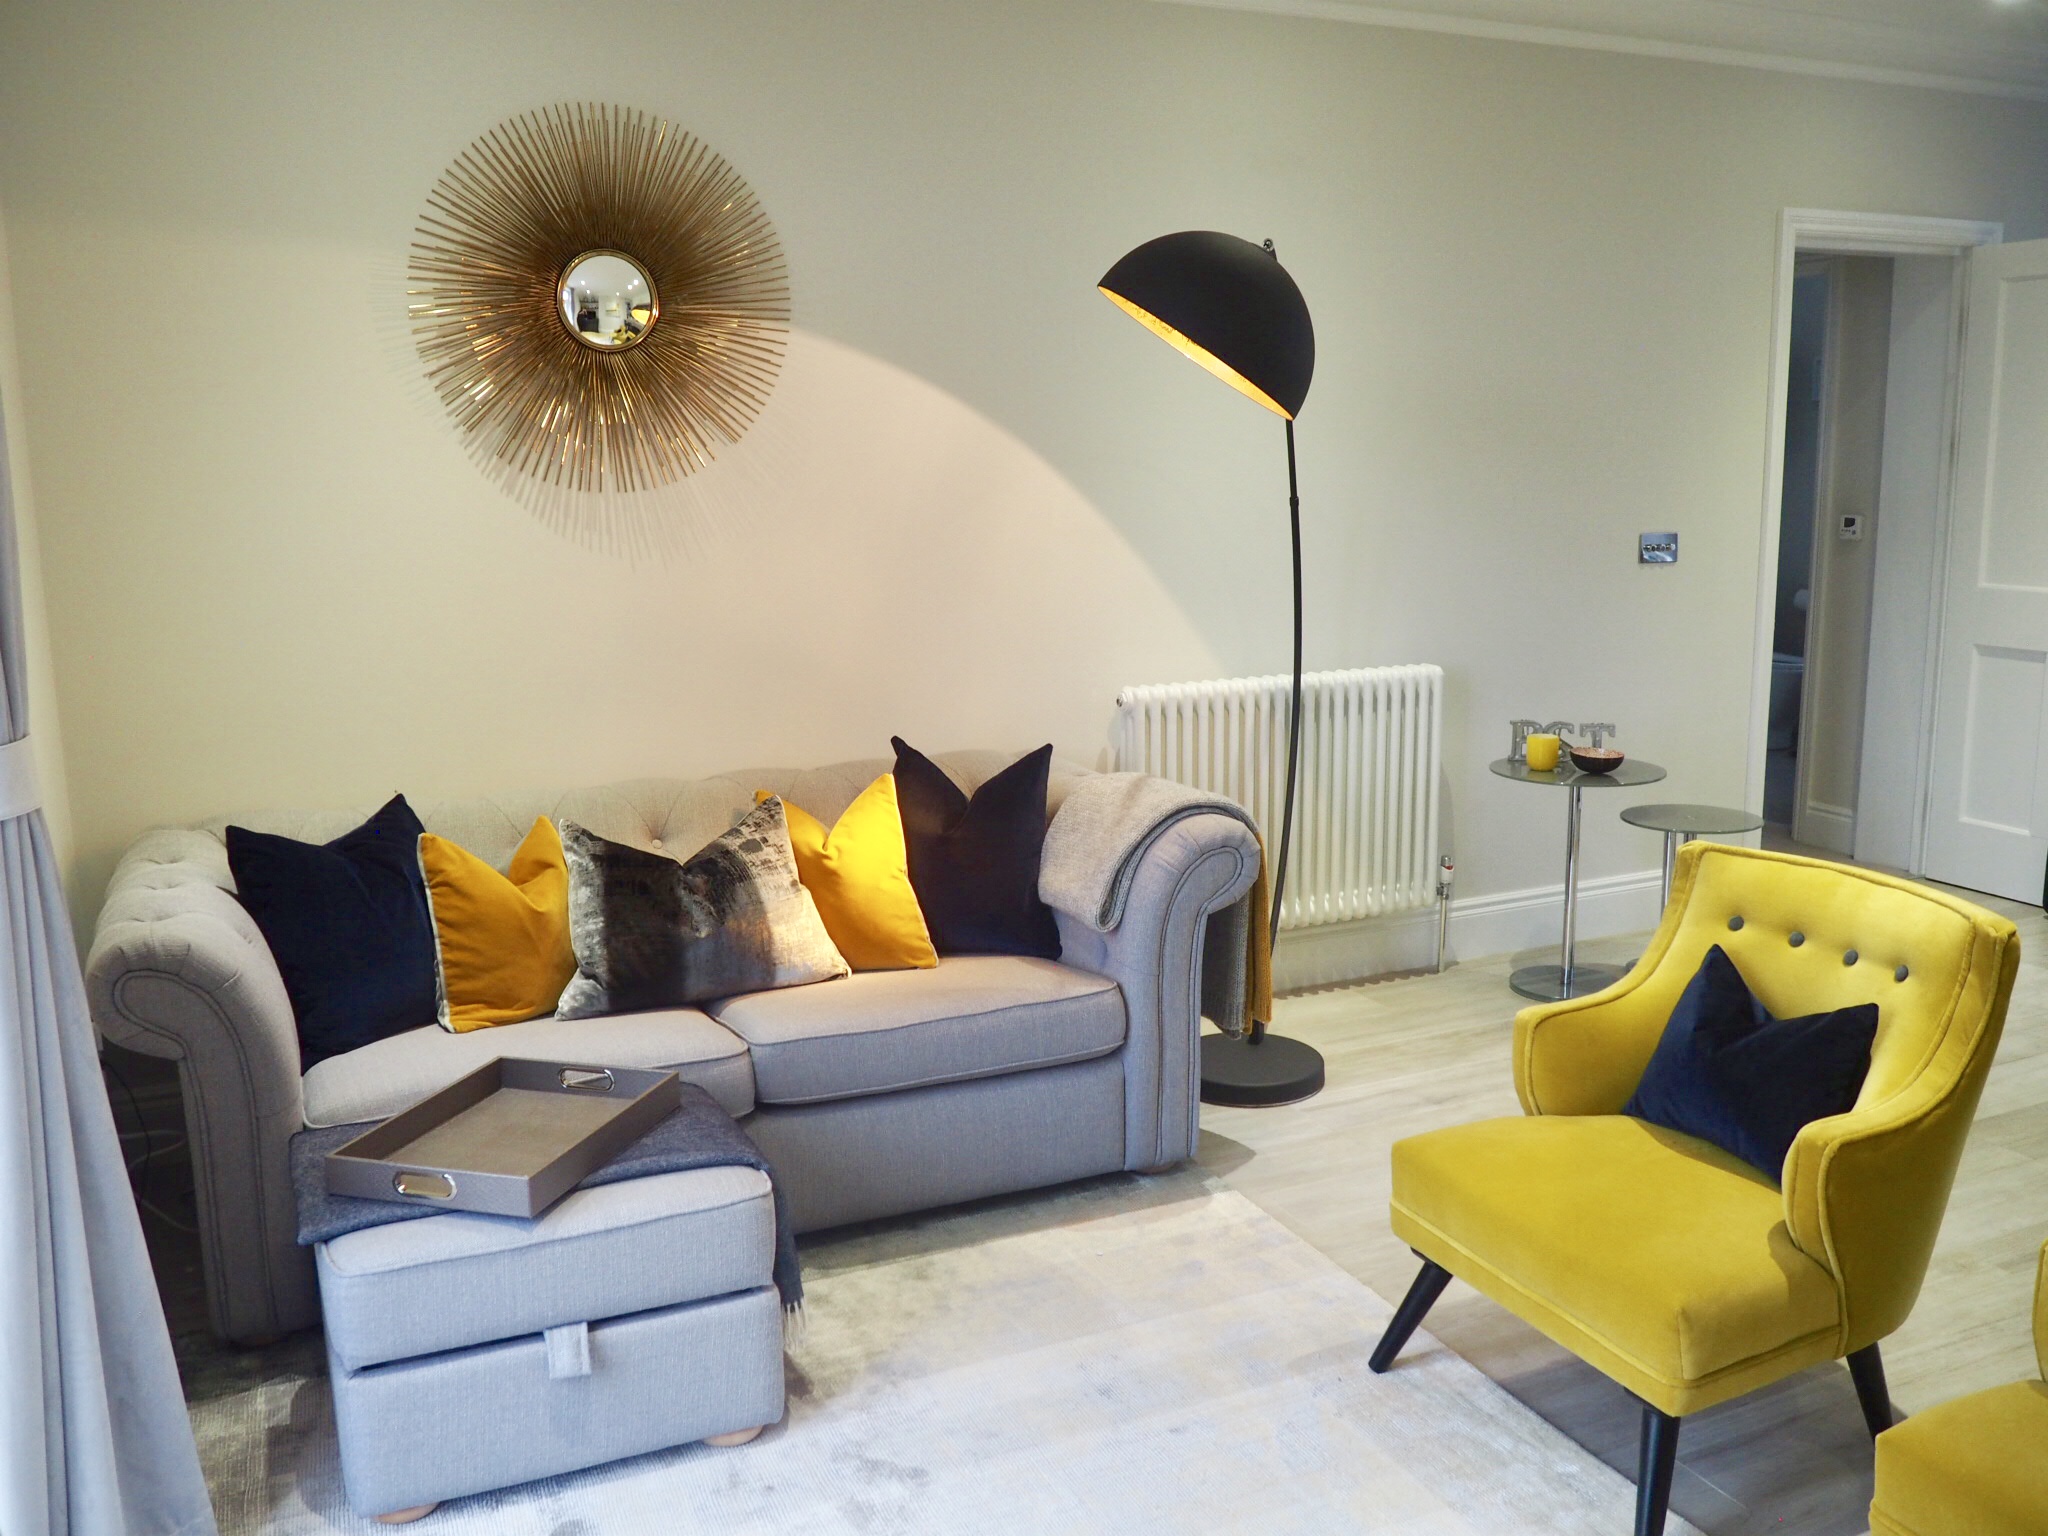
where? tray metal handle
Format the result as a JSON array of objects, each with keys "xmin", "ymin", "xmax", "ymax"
[
  {"xmin": 559, "ymin": 1067, "xmax": 616, "ymax": 1093},
  {"xmin": 393, "ymin": 1170, "xmax": 457, "ymax": 1200}
]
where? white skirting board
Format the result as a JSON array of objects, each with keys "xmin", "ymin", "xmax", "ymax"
[{"xmin": 1271, "ymin": 868, "xmax": 1666, "ymax": 993}]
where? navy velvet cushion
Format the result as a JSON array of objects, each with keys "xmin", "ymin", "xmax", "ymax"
[
  {"xmin": 890, "ymin": 738, "xmax": 1061, "ymax": 959},
  {"xmin": 226, "ymin": 795, "xmax": 438, "ymax": 1071},
  {"xmin": 1624, "ymin": 944, "xmax": 1878, "ymax": 1182}
]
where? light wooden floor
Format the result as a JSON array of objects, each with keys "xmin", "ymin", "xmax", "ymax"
[{"xmin": 1199, "ymin": 872, "xmax": 2047, "ymax": 1536}]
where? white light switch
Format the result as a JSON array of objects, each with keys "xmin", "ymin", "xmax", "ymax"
[{"xmin": 1839, "ymin": 514, "xmax": 1864, "ymax": 540}]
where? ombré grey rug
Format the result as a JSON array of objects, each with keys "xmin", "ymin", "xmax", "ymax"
[{"xmin": 193, "ymin": 1171, "xmax": 1701, "ymax": 1534}]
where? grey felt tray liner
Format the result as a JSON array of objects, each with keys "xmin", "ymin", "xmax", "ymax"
[{"xmin": 325, "ymin": 1058, "xmax": 681, "ymax": 1219}]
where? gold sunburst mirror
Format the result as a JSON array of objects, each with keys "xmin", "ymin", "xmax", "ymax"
[{"xmin": 408, "ymin": 103, "xmax": 788, "ymax": 531}]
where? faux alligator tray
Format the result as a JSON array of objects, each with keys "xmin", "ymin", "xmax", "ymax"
[{"xmin": 324, "ymin": 1057, "xmax": 681, "ymax": 1219}]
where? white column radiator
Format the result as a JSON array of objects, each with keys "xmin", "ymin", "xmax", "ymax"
[{"xmin": 1114, "ymin": 665, "xmax": 1445, "ymax": 931}]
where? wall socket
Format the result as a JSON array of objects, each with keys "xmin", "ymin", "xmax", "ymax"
[{"xmin": 1639, "ymin": 532, "xmax": 1678, "ymax": 564}]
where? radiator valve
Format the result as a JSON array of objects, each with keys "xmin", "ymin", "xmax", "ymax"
[{"xmin": 1434, "ymin": 855, "xmax": 1455, "ymax": 974}]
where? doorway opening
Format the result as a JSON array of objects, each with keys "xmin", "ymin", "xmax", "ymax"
[
  {"xmin": 1750, "ymin": 212, "xmax": 2002, "ymax": 873},
  {"xmin": 1766, "ymin": 256, "xmax": 1892, "ymax": 854}
]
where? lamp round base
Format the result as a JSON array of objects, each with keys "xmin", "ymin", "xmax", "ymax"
[
  {"xmin": 1508, "ymin": 961, "xmax": 1626, "ymax": 1002},
  {"xmin": 1199, "ymin": 1031, "xmax": 1325, "ymax": 1107}
]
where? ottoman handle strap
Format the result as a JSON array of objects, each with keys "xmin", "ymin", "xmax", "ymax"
[{"xmin": 544, "ymin": 1322, "xmax": 592, "ymax": 1380}]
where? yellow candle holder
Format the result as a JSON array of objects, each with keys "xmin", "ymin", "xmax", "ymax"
[{"xmin": 1525, "ymin": 734, "xmax": 1561, "ymax": 772}]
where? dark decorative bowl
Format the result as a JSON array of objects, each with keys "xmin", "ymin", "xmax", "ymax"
[{"xmin": 1569, "ymin": 746, "xmax": 1625, "ymax": 774}]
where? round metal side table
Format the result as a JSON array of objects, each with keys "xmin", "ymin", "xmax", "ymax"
[
  {"xmin": 1491, "ymin": 756, "xmax": 1667, "ymax": 1001},
  {"xmin": 1621, "ymin": 802, "xmax": 1767, "ymax": 913}
]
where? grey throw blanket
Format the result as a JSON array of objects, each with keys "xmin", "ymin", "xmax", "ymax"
[
  {"xmin": 290, "ymin": 1083, "xmax": 801, "ymax": 1312},
  {"xmin": 1041, "ymin": 773, "xmax": 1258, "ymax": 928},
  {"xmin": 1039, "ymin": 773, "xmax": 1262, "ymax": 1037}
]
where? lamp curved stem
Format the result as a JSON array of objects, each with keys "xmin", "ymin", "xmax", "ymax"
[{"xmin": 1260, "ymin": 418, "xmax": 1305, "ymax": 1045}]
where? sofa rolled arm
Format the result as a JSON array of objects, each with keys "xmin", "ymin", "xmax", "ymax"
[
  {"xmin": 1048, "ymin": 811, "xmax": 1260, "ymax": 1171},
  {"xmin": 87, "ymin": 828, "xmax": 317, "ymax": 1342}
]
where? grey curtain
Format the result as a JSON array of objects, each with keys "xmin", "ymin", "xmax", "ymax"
[{"xmin": 0, "ymin": 393, "xmax": 216, "ymax": 1532}]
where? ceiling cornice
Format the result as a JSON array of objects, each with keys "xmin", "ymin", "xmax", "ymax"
[{"xmin": 1155, "ymin": 0, "xmax": 2048, "ymax": 101}]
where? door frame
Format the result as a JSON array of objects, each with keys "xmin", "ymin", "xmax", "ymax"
[
  {"xmin": 1789, "ymin": 256, "xmax": 1843, "ymax": 852},
  {"xmin": 1747, "ymin": 210, "xmax": 2003, "ymax": 862}
]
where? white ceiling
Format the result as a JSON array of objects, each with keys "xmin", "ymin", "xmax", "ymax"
[{"xmin": 1158, "ymin": 0, "xmax": 2048, "ymax": 98}]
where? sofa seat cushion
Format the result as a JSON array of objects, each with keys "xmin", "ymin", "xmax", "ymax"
[
  {"xmin": 1871, "ymin": 1381, "xmax": 2048, "ymax": 1536},
  {"xmin": 708, "ymin": 955, "xmax": 1123, "ymax": 1106},
  {"xmin": 1391, "ymin": 1115, "xmax": 1842, "ymax": 1410},
  {"xmin": 301, "ymin": 1008, "xmax": 755, "ymax": 1127},
  {"xmin": 316, "ymin": 1165, "xmax": 773, "ymax": 1370}
]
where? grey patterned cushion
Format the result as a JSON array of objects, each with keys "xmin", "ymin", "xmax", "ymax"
[{"xmin": 556, "ymin": 797, "xmax": 848, "ymax": 1019}]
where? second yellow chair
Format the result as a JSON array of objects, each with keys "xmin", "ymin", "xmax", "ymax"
[{"xmin": 1869, "ymin": 1239, "xmax": 2048, "ymax": 1536}]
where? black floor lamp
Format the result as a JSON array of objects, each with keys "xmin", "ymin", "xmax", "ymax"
[{"xmin": 1099, "ymin": 230, "xmax": 1326, "ymax": 1108}]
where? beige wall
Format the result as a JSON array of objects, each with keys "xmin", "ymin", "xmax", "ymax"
[{"xmin": 3, "ymin": 1, "xmax": 2046, "ymax": 929}]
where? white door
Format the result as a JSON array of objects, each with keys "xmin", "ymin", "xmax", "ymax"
[{"xmin": 1923, "ymin": 238, "xmax": 2048, "ymax": 901}]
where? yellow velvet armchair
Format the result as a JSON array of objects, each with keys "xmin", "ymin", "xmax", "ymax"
[
  {"xmin": 1369, "ymin": 842, "xmax": 2020, "ymax": 1536},
  {"xmin": 1869, "ymin": 1239, "xmax": 2048, "ymax": 1536}
]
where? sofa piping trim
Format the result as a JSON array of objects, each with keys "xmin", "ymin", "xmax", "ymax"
[
  {"xmin": 725, "ymin": 969, "xmax": 1118, "ymax": 1045},
  {"xmin": 749, "ymin": 1035, "xmax": 1126, "ymax": 1107},
  {"xmin": 317, "ymin": 1172, "xmax": 774, "ymax": 1278},
  {"xmin": 335, "ymin": 1283, "xmax": 782, "ymax": 1381}
]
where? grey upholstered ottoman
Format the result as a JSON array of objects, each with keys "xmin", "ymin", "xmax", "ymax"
[{"xmin": 315, "ymin": 1165, "xmax": 786, "ymax": 1522}]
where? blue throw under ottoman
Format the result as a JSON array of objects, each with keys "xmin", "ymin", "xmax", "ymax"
[{"xmin": 315, "ymin": 1165, "xmax": 786, "ymax": 1521}]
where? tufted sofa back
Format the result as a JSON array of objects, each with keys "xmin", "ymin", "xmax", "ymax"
[{"xmin": 189, "ymin": 750, "xmax": 1092, "ymax": 877}]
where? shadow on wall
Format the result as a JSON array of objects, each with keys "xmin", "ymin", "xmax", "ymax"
[
  {"xmin": 63, "ymin": 327, "xmax": 1222, "ymax": 917},
  {"xmin": 430, "ymin": 325, "xmax": 1227, "ymax": 764}
]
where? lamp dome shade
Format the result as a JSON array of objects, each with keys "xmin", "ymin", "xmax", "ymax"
[{"xmin": 1099, "ymin": 231, "xmax": 1314, "ymax": 420}]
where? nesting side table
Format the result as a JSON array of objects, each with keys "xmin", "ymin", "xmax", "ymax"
[
  {"xmin": 1491, "ymin": 756, "xmax": 1667, "ymax": 1002},
  {"xmin": 1620, "ymin": 802, "xmax": 1767, "ymax": 913}
]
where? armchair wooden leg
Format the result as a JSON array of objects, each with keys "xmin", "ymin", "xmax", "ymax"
[
  {"xmin": 1634, "ymin": 1404, "xmax": 1680, "ymax": 1536},
  {"xmin": 1369, "ymin": 1257, "xmax": 1452, "ymax": 1373},
  {"xmin": 1847, "ymin": 1343, "xmax": 1896, "ymax": 1436}
]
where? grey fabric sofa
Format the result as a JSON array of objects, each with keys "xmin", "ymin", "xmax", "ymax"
[{"xmin": 87, "ymin": 752, "xmax": 1260, "ymax": 1344}]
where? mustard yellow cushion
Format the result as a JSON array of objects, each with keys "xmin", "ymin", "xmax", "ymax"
[
  {"xmin": 418, "ymin": 818, "xmax": 575, "ymax": 1032},
  {"xmin": 758, "ymin": 776, "xmax": 936, "ymax": 972},
  {"xmin": 1871, "ymin": 1380, "xmax": 2048, "ymax": 1536},
  {"xmin": 1390, "ymin": 1114, "xmax": 1841, "ymax": 1414}
]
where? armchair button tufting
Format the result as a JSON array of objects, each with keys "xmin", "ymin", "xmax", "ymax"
[
  {"xmin": 1844, "ymin": 950, "xmax": 1859, "ymax": 966},
  {"xmin": 1895, "ymin": 964, "xmax": 1910, "ymax": 982},
  {"xmin": 1789, "ymin": 932, "xmax": 1805, "ymax": 947},
  {"xmin": 1728, "ymin": 916, "xmax": 1744, "ymax": 931}
]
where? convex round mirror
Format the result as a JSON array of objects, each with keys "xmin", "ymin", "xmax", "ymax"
[{"xmin": 558, "ymin": 250, "xmax": 658, "ymax": 349}]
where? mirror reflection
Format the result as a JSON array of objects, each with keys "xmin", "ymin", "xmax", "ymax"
[{"xmin": 558, "ymin": 250, "xmax": 657, "ymax": 349}]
